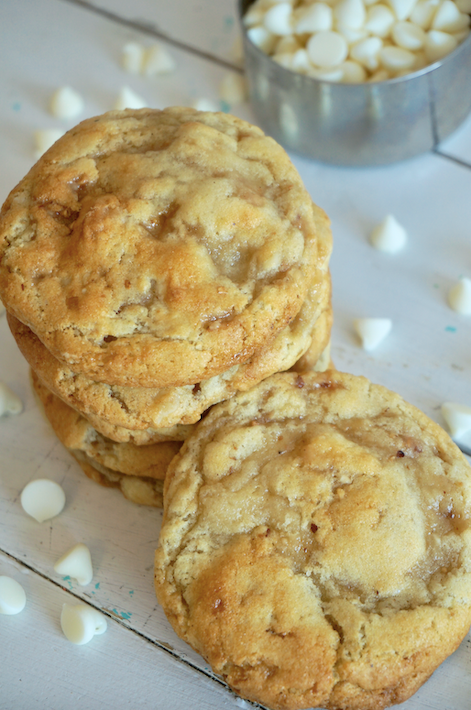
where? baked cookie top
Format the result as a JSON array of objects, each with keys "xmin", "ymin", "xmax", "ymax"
[
  {"xmin": 0, "ymin": 107, "xmax": 329, "ymax": 388},
  {"xmin": 155, "ymin": 371, "xmax": 471, "ymax": 710},
  {"xmin": 8, "ymin": 263, "xmax": 331, "ymax": 432}
]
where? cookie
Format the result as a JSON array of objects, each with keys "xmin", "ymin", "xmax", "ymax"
[
  {"xmin": 32, "ymin": 370, "xmax": 180, "ymax": 491},
  {"xmin": 8, "ymin": 268, "xmax": 331, "ymax": 433},
  {"xmin": 0, "ymin": 107, "xmax": 331, "ymax": 388},
  {"xmin": 72, "ymin": 451, "xmax": 164, "ymax": 508},
  {"xmin": 155, "ymin": 370, "xmax": 471, "ymax": 710}
]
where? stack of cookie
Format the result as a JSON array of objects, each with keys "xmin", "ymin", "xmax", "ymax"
[{"xmin": 0, "ymin": 107, "xmax": 332, "ymax": 507}]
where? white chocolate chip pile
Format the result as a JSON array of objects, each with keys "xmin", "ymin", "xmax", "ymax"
[
  {"xmin": 354, "ymin": 317, "xmax": 392, "ymax": 349},
  {"xmin": 243, "ymin": 0, "xmax": 471, "ymax": 82},
  {"xmin": 442, "ymin": 401, "xmax": 471, "ymax": 439},
  {"xmin": 60, "ymin": 603, "xmax": 107, "ymax": 645},
  {"xmin": 0, "ymin": 576, "xmax": 26, "ymax": 615},
  {"xmin": 370, "ymin": 214, "xmax": 407, "ymax": 252},
  {"xmin": 20, "ymin": 479, "xmax": 66, "ymax": 523},
  {"xmin": 54, "ymin": 544, "xmax": 94, "ymax": 586},
  {"xmin": 448, "ymin": 276, "xmax": 471, "ymax": 314}
]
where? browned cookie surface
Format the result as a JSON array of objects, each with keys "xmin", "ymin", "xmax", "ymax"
[
  {"xmin": 0, "ymin": 107, "xmax": 330, "ymax": 388},
  {"xmin": 155, "ymin": 370, "xmax": 471, "ymax": 710}
]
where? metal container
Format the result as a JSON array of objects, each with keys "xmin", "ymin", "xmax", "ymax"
[{"xmin": 239, "ymin": 0, "xmax": 471, "ymax": 166}]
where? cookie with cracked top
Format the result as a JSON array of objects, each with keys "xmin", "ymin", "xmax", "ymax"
[
  {"xmin": 0, "ymin": 107, "xmax": 330, "ymax": 388},
  {"xmin": 155, "ymin": 370, "xmax": 471, "ymax": 710},
  {"xmin": 7, "ymin": 265, "xmax": 331, "ymax": 434}
]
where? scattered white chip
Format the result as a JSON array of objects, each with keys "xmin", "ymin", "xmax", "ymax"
[
  {"xmin": 190, "ymin": 98, "xmax": 219, "ymax": 112},
  {"xmin": 20, "ymin": 479, "xmax": 66, "ymax": 523},
  {"xmin": 0, "ymin": 381, "xmax": 23, "ymax": 417},
  {"xmin": 370, "ymin": 214, "xmax": 407, "ymax": 252},
  {"xmin": 0, "ymin": 576, "xmax": 26, "ymax": 615},
  {"xmin": 34, "ymin": 129, "xmax": 65, "ymax": 159},
  {"xmin": 122, "ymin": 42, "xmax": 146, "ymax": 74},
  {"xmin": 114, "ymin": 86, "xmax": 147, "ymax": 111},
  {"xmin": 448, "ymin": 277, "xmax": 471, "ymax": 315},
  {"xmin": 354, "ymin": 317, "xmax": 392, "ymax": 350},
  {"xmin": 60, "ymin": 603, "xmax": 107, "ymax": 645},
  {"xmin": 49, "ymin": 87, "xmax": 84, "ymax": 120},
  {"xmin": 54, "ymin": 544, "xmax": 93, "ymax": 586},
  {"xmin": 143, "ymin": 44, "xmax": 176, "ymax": 76},
  {"xmin": 441, "ymin": 402, "xmax": 471, "ymax": 440},
  {"xmin": 219, "ymin": 73, "xmax": 248, "ymax": 105}
]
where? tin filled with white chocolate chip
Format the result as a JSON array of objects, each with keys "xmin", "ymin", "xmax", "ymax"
[{"xmin": 239, "ymin": 0, "xmax": 471, "ymax": 165}]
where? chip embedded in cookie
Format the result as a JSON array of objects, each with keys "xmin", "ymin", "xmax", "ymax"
[
  {"xmin": 155, "ymin": 371, "xmax": 471, "ymax": 710},
  {"xmin": 0, "ymin": 107, "xmax": 328, "ymax": 389}
]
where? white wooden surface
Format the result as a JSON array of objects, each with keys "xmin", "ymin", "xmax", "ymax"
[{"xmin": 1, "ymin": 1, "xmax": 471, "ymax": 708}]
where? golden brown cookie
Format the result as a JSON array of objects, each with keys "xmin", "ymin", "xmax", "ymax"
[
  {"xmin": 32, "ymin": 371, "xmax": 180, "ymax": 506},
  {"xmin": 0, "ymin": 108, "xmax": 331, "ymax": 388},
  {"xmin": 155, "ymin": 370, "xmax": 471, "ymax": 710},
  {"xmin": 72, "ymin": 451, "xmax": 164, "ymax": 508},
  {"xmin": 8, "ymin": 268, "xmax": 331, "ymax": 434}
]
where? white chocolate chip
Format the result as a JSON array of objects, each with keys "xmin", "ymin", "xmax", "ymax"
[
  {"xmin": 60, "ymin": 604, "xmax": 107, "ymax": 645},
  {"xmin": 121, "ymin": 42, "xmax": 146, "ymax": 73},
  {"xmin": 337, "ymin": 24, "xmax": 369, "ymax": 43},
  {"xmin": 275, "ymin": 35, "xmax": 301, "ymax": 53},
  {"xmin": 334, "ymin": 0, "xmax": 367, "ymax": 28},
  {"xmin": 143, "ymin": 44, "xmax": 176, "ymax": 76},
  {"xmin": 21, "ymin": 479, "xmax": 66, "ymax": 523},
  {"xmin": 441, "ymin": 402, "xmax": 471, "ymax": 440},
  {"xmin": 114, "ymin": 87, "xmax": 147, "ymax": 111},
  {"xmin": 54, "ymin": 544, "xmax": 93, "ymax": 586},
  {"xmin": 424, "ymin": 29, "xmax": 458, "ymax": 60},
  {"xmin": 308, "ymin": 66, "xmax": 345, "ymax": 80},
  {"xmin": 392, "ymin": 20, "xmax": 427, "ymax": 48},
  {"xmin": 307, "ymin": 30, "xmax": 349, "ymax": 67},
  {"xmin": 370, "ymin": 214, "xmax": 407, "ymax": 252},
  {"xmin": 49, "ymin": 87, "xmax": 84, "ymax": 120},
  {"xmin": 219, "ymin": 73, "xmax": 248, "ymax": 105},
  {"xmin": 0, "ymin": 576, "xmax": 26, "ymax": 615},
  {"xmin": 291, "ymin": 48, "xmax": 312, "ymax": 71},
  {"xmin": 369, "ymin": 68, "xmax": 391, "ymax": 81},
  {"xmin": 380, "ymin": 44, "xmax": 417, "ymax": 69},
  {"xmin": 410, "ymin": 0, "xmax": 441, "ymax": 28},
  {"xmin": 365, "ymin": 5, "xmax": 396, "ymax": 36},
  {"xmin": 350, "ymin": 37, "xmax": 384, "ymax": 69},
  {"xmin": 34, "ymin": 129, "xmax": 65, "ymax": 159},
  {"xmin": 387, "ymin": 0, "xmax": 418, "ymax": 20},
  {"xmin": 432, "ymin": 0, "xmax": 469, "ymax": 31},
  {"xmin": 0, "ymin": 381, "xmax": 23, "ymax": 417},
  {"xmin": 263, "ymin": 2, "xmax": 293, "ymax": 35},
  {"xmin": 190, "ymin": 98, "xmax": 219, "ymax": 112},
  {"xmin": 448, "ymin": 277, "xmax": 471, "ymax": 315},
  {"xmin": 340, "ymin": 59, "xmax": 368, "ymax": 81},
  {"xmin": 294, "ymin": 3, "xmax": 333, "ymax": 32},
  {"xmin": 354, "ymin": 318, "xmax": 392, "ymax": 350},
  {"xmin": 247, "ymin": 25, "xmax": 278, "ymax": 53},
  {"xmin": 243, "ymin": 4, "xmax": 266, "ymax": 27}
]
